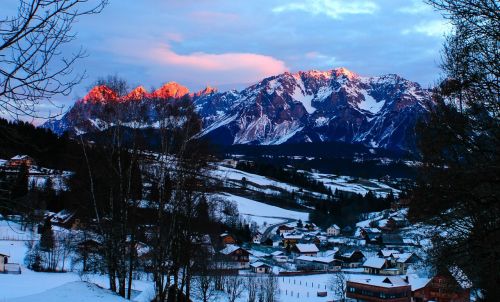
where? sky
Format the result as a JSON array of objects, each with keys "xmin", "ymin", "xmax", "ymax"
[{"xmin": 4, "ymin": 0, "xmax": 451, "ymax": 117}]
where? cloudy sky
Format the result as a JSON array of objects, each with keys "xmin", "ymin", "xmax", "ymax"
[{"xmin": 6, "ymin": 0, "xmax": 451, "ymax": 114}]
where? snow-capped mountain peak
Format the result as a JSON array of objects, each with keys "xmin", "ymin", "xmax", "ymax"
[{"xmin": 42, "ymin": 68, "xmax": 432, "ymax": 153}]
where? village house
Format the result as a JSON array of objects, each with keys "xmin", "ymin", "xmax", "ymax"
[
  {"xmin": 304, "ymin": 223, "xmax": 317, "ymax": 231},
  {"xmin": 391, "ymin": 253, "xmax": 420, "ymax": 274},
  {"xmin": 282, "ymin": 233, "xmax": 303, "ymax": 248},
  {"xmin": 6, "ymin": 155, "xmax": 35, "ymax": 168},
  {"xmin": 271, "ymin": 251, "xmax": 288, "ymax": 263},
  {"xmin": 292, "ymin": 243, "xmax": 319, "ymax": 257},
  {"xmin": 0, "ymin": 253, "xmax": 8, "ymax": 272},
  {"xmin": 335, "ymin": 250, "xmax": 366, "ymax": 268},
  {"xmin": 363, "ymin": 257, "xmax": 401, "ymax": 275},
  {"xmin": 347, "ymin": 276, "xmax": 412, "ymax": 302},
  {"xmin": 326, "ymin": 224, "xmax": 341, "ymax": 236},
  {"xmin": 412, "ymin": 272, "xmax": 471, "ymax": 302},
  {"xmin": 277, "ymin": 225, "xmax": 294, "ymax": 235},
  {"xmin": 220, "ymin": 233, "xmax": 237, "ymax": 246},
  {"xmin": 50, "ymin": 210, "xmax": 79, "ymax": 229},
  {"xmin": 378, "ymin": 249, "xmax": 401, "ymax": 258},
  {"xmin": 360, "ymin": 227, "xmax": 382, "ymax": 244},
  {"xmin": 252, "ymin": 232, "xmax": 262, "ymax": 244},
  {"xmin": 0, "ymin": 253, "xmax": 21, "ymax": 274},
  {"xmin": 250, "ymin": 262, "xmax": 272, "ymax": 274},
  {"xmin": 295, "ymin": 256, "xmax": 342, "ymax": 272},
  {"xmin": 218, "ymin": 245, "xmax": 250, "ymax": 269}
]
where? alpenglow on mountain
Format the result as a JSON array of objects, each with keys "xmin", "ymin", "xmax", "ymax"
[{"xmin": 43, "ymin": 68, "xmax": 432, "ymax": 153}]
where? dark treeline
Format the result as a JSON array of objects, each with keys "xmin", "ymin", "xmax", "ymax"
[
  {"xmin": 0, "ymin": 118, "xmax": 82, "ymax": 171},
  {"xmin": 219, "ymin": 142, "xmax": 417, "ymax": 179},
  {"xmin": 236, "ymin": 161, "xmax": 332, "ymax": 195},
  {"xmin": 310, "ymin": 190, "xmax": 395, "ymax": 229}
]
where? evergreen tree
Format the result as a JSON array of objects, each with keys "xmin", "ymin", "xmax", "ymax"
[
  {"xmin": 11, "ymin": 163, "xmax": 29, "ymax": 199},
  {"xmin": 410, "ymin": 1, "xmax": 499, "ymax": 300},
  {"xmin": 40, "ymin": 218, "xmax": 54, "ymax": 252}
]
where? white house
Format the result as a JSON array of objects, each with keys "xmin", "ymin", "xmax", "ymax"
[
  {"xmin": 292, "ymin": 243, "xmax": 319, "ymax": 257},
  {"xmin": 250, "ymin": 262, "xmax": 272, "ymax": 274},
  {"xmin": 327, "ymin": 224, "xmax": 341, "ymax": 236},
  {"xmin": 252, "ymin": 232, "xmax": 262, "ymax": 244}
]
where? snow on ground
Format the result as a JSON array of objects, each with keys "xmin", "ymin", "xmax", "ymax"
[
  {"xmin": 6, "ymin": 281, "xmax": 128, "ymax": 302},
  {"xmin": 214, "ymin": 165, "xmax": 300, "ymax": 193},
  {"xmin": 277, "ymin": 274, "xmax": 336, "ymax": 301},
  {"xmin": 310, "ymin": 172, "xmax": 399, "ymax": 197},
  {"xmin": 219, "ymin": 193, "xmax": 309, "ymax": 223}
]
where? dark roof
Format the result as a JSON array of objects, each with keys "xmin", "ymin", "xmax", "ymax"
[{"xmin": 382, "ymin": 234, "xmax": 404, "ymax": 245}]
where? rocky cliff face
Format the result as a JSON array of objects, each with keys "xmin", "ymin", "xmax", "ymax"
[{"xmin": 42, "ymin": 68, "xmax": 432, "ymax": 153}]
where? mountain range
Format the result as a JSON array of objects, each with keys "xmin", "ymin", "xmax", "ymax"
[{"xmin": 42, "ymin": 67, "xmax": 432, "ymax": 153}]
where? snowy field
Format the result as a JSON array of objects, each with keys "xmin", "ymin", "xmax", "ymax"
[
  {"xmin": 7, "ymin": 282, "xmax": 129, "ymax": 302},
  {"xmin": 214, "ymin": 165, "xmax": 303, "ymax": 193},
  {"xmin": 309, "ymin": 172, "xmax": 399, "ymax": 197},
  {"xmin": 214, "ymin": 164, "xmax": 399, "ymax": 199},
  {"xmin": 218, "ymin": 193, "xmax": 309, "ymax": 226}
]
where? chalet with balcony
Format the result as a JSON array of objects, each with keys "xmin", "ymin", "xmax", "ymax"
[
  {"xmin": 335, "ymin": 250, "xmax": 366, "ymax": 268},
  {"xmin": 347, "ymin": 276, "xmax": 412, "ymax": 302},
  {"xmin": 218, "ymin": 245, "xmax": 250, "ymax": 269},
  {"xmin": 250, "ymin": 262, "xmax": 272, "ymax": 274}
]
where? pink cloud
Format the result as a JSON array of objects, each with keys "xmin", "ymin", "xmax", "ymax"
[
  {"xmin": 149, "ymin": 44, "xmax": 287, "ymax": 76},
  {"xmin": 105, "ymin": 39, "xmax": 288, "ymax": 88}
]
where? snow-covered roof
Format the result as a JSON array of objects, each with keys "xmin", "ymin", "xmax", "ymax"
[
  {"xmin": 283, "ymin": 233, "xmax": 303, "ymax": 240},
  {"xmin": 296, "ymin": 256, "xmax": 337, "ymax": 264},
  {"xmin": 50, "ymin": 210, "xmax": 76, "ymax": 224},
  {"xmin": 341, "ymin": 250, "xmax": 364, "ymax": 259},
  {"xmin": 363, "ymin": 257, "xmax": 387, "ymax": 269},
  {"xmin": 10, "ymin": 155, "xmax": 31, "ymax": 160},
  {"xmin": 321, "ymin": 248, "xmax": 339, "ymax": 257},
  {"xmin": 219, "ymin": 245, "xmax": 242, "ymax": 255},
  {"xmin": 349, "ymin": 276, "xmax": 409, "ymax": 288},
  {"xmin": 295, "ymin": 243, "xmax": 319, "ymax": 253},
  {"xmin": 271, "ymin": 251, "xmax": 284, "ymax": 256},
  {"xmin": 250, "ymin": 261, "xmax": 270, "ymax": 268},
  {"xmin": 394, "ymin": 253, "xmax": 415, "ymax": 263},
  {"xmin": 407, "ymin": 274, "xmax": 431, "ymax": 291},
  {"xmin": 379, "ymin": 249, "xmax": 400, "ymax": 257},
  {"xmin": 328, "ymin": 224, "xmax": 340, "ymax": 230},
  {"xmin": 363, "ymin": 227, "xmax": 381, "ymax": 233}
]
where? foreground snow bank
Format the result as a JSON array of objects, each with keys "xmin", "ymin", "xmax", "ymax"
[{"xmin": 6, "ymin": 281, "xmax": 128, "ymax": 302}]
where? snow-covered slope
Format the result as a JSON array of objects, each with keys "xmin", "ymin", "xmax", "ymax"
[{"xmin": 6, "ymin": 282, "xmax": 129, "ymax": 302}]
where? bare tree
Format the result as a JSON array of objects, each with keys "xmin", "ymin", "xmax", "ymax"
[
  {"xmin": 329, "ymin": 271, "xmax": 348, "ymax": 302},
  {"xmin": 0, "ymin": 0, "xmax": 107, "ymax": 118},
  {"xmin": 260, "ymin": 275, "xmax": 279, "ymax": 302},
  {"xmin": 246, "ymin": 276, "xmax": 259, "ymax": 302},
  {"xmin": 226, "ymin": 275, "xmax": 245, "ymax": 302},
  {"xmin": 193, "ymin": 273, "xmax": 217, "ymax": 302}
]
